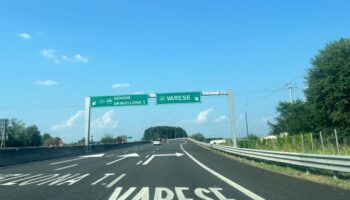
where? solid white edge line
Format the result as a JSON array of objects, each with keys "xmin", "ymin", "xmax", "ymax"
[
  {"xmin": 54, "ymin": 164, "xmax": 78, "ymax": 171},
  {"xmin": 180, "ymin": 142, "xmax": 265, "ymax": 200},
  {"xmin": 106, "ymin": 174, "xmax": 126, "ymax": 188}
]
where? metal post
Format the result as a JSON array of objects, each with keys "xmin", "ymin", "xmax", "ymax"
[
  {"xmin": 288, "ymin": 84, "xmax": 294, "ymax": 104},
  {"xmin": 244, "ymin": 103, "xmax": 249, "ymax": 138},
  {"xmin": 319, "ymin": 131, "xmax": 324, "ymax": 151},
  {"xmin": 227, "ymin": 91, "xmax": 237, "ymax": 147},
  {"xmin": 334, "ymin": 129, "xmax": 339, "ymax": 153},
  {"xmin": 301, "ymin": 134, "xmax": 305, "ymax": 152},
  {"xmin": 310, "ymin": 134, "xmax": 314, "ymax": 151},
  {"xmin": 85, "ymin": 97, "xmax": 91, "ymax": 152}
]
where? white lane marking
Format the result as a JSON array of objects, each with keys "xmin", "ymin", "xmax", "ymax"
[
  {"xmin": 50, "ymin": 157, "xmax": 85, "ymax": 165},
  {"xmin": 142, "ymin": 153, "xmax": 183, "ymax": 165},
  {"xmin": 106, "ymin": 157, "xmax": 127, "ymax": 165},
  {"xmin": 106, "ymin": 153, "xmax": 140, "ymax": 165},
  {"xmin": 54, "ymin": 164, "xmax": 78, "ymax": 171},
  {"xmin": 180, "ymin": 142, "xmax": 265, "ymax": 200},
  {"xmin": 80, "ymin": 153, "xmax": 104, "ymax": 158},
  {"xmin": 106, "ymin": 174, "xmax": 126, "ymax": 188},
  {"xmin": 106, "ymin": 155, "xmax": 114, "ymax": 158},
  {"xmin": 91, "ymin": 173, "xmax": 115, "ymax": 185},
  {"xmin": 145, "ymin": 155, "xmax": 150, "ymax": 159},
  {"xmin": 136, "ymin": 161, "xmax": 142, "ymax": 165}
]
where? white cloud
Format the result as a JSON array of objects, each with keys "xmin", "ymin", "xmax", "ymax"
[
  {"xmin": 214, "ymin": 115, "xmax": 227, "ymax": 123},
  {"xmin": 41, "ymin": 49, "xmax": 60, "ymax": 63},
  {"xmin": 16, "ymin": 33, "xmax": 32, "ymax": 39},
  {"xmin": 34, "ymin": 80, "xmax": 58, "ymax": 86},
  {"xmin": 41, "ymin": 49, "xmax": 88, "ymax": 64},
  {"xmin": 92, "ymin": 110, "xmax": 118, "ymax": 129},
  {"xmin": 196, "ymin": 108, "xmax": 213, "ymax": 124},
  {"xmin": 112, "ymin": 83, "xmax": 131, "ymax": 89},
  {"xmin": 62, "ymin": 54, "xmax": 89, "ymax": 63},
  {"xmin": 51, "ymin": 110, "xmax": 84, "ymax": 131}
]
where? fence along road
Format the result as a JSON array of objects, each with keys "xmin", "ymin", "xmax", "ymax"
[
  {"xmin": 1, "ymin": 139, "xmax": 350, "ymax": 200},
  {"xmin": 191, "ymin": 139, "xmax": 350, "ymax": 173}
]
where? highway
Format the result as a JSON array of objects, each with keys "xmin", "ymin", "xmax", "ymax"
[{"xmin": 0, "ymin": 139, "xmax": 349, "ymax": 200}]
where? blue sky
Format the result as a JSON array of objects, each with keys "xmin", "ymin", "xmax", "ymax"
[{"xmin": 1, "ymin": 0, "xmax": 349, "ymax": 143}]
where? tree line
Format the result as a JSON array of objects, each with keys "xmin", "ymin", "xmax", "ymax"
[
  {"xmin": 269, "ymin": 38, "xmax": 350, "ymax": 136},
  {"xmin": 5, "ymin": 119, "xmax": 62, "ymax": 147},
  {"xmin": 143, "ymin": 126, "xmax": 188, "ymax": 141}
]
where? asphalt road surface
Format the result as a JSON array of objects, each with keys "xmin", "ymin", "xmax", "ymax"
[{"xmin": 1, "ymin": 139, "xmax": 349, "ymax": 200}]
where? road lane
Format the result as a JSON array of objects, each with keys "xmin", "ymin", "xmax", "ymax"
[
  {"xmin": 0, "ymin": 139, "xmax": 349, "ymax": 200},
  {"xmin": 183, "ymin": 139, "xmax": 350, "ymax": 200}
]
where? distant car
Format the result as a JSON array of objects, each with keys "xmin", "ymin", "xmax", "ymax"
[{"xmin": 153, "ymin": 141, "xmax": 161, "ymax": 145}]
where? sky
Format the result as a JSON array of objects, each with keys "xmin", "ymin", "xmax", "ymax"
[{"xmin": 1, "ymin": 0, "xmax": 349, "ymax": 143}]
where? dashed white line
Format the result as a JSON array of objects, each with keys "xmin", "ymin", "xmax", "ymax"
[
  {"xmin": 54, "ymin": 164, "xmax": 78, "ymax": 171},
  {"xmin": 106, "ymin": 155, "xmax": 114, "ymax": 158},
  {"xmin": 145, "ymin": 155, "xmax": 150, "ymax": 159},
  {"xmin": 180, "ymin": 141, "xmax": 265, "ymax": 200},
  {"xmin": 136, "ymin": 161, "xmax": 142, "ymax": 165},
  {"xmin": 106, "ymin": 174, "xmax": 126, "ymax": 188},
  {"xmin": 50, "ymin": 157, "xmax": 85, "ymax": 165}
]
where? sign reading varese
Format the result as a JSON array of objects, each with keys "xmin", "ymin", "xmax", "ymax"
[{"xmin": 156, "ymin": 92, "xmax": 201, "ymax": 104}]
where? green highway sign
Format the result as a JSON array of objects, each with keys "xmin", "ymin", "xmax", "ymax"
[
  {"xmin": 156, "ymin": 92, "xmax": 201, "ymax": 104},
  {"xmin": 90, "ymin": 94, "xmax": 148, "ymax": 107}
]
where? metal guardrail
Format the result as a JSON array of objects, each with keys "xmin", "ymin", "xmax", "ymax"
[{"xmin": 189, "ymin": 139, "xmax": 350, "ymax": 173}]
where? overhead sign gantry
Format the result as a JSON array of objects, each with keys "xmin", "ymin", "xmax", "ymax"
[{"xmin": 85, "ymin": 91, "xmax": 236, "ymax": 149}]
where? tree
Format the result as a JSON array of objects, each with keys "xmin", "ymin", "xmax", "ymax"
[
  {"xmin": 143, "ymin": 126, "xmax": 188, "ymax": 140},
  {"xmin": 305, "ymin": 38, "xmax": 350, "ymax": 135},
  {"xmin": 24, "ymin": 125, "xmax": 42, "ymax": 146},
  {"xmin": 6, "ymin": 119, "xmax": 26, "ymax": 147},
  {"xmin": 268, "ymin": 100, "xmax": 313, "ymax": 135},
  {"xmin": 100, "ymin": 134, "xmax": 114, "ymax": 144},
  {"xmin": 190, "ymin": 133, "xmax": 205, "ymax": 141},
  {"xmin": 42, "ymin": 133, "xmax": 62, "ymax": 146}
]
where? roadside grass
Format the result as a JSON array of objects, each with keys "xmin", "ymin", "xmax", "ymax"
[
  {"xmin": 201, "ymin": 144, "xmax": 350, "ymax": 190},
  {"xmin": 226, "ymin": 136, "xmax": 350, "ymax": 156}
]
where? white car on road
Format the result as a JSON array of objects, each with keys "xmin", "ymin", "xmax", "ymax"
[{"xmin": 153, "ymin": 140, "xmax": 161, "ymax": 145}]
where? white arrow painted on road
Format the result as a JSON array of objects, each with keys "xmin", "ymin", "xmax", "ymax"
[
  {"xmin": 106, "ymin": 153, "xmax": 140, "ymax": 165},
  {"xmin": 50, "ymin": 153, "xmax": 105, "ymax": 165},
  {"xmin": 142, "ymin": 153, "xmax": 184, "ymax": 165}
]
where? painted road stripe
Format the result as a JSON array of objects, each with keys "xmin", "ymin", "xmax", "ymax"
[
  {"xmin": 54, "ymin": 164, "xmax": 78, "ymax": 171},
  {"xmin": 106, "ymin": 157, "xmax": 127, "ymax": 165},
  {"xmin": 91, "ymin": 173, "xmax": 115, "ymax": 185},
  {"xmin": 136, "ymin": 161, "xmax": 142, "ymax": 165},
  {"xmin": 106, "ymin": 174, "xmax": 126, "ymax": 188},
  {"xmin": 145, "ymin": 155, "xmax": 150, "ymax": 159},
  {"xmin": 180, "ymin": 141, "xmax": 265, "ymax": 200},
  {"xmin": 50, "ymin": 157, "xmax": 85, "ymax": 165},
  {"xmin": 106, "ymin": 155, "xmax": 114, "ymax": 158}
]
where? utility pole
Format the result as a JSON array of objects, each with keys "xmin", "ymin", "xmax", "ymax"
[
  {"xmin": 245, "ymin": 102, "xmax": 249, "ymax": 138},
  {"xmin": 287, "ymin": 84, "xmax": 294, "ymax": 104}
]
